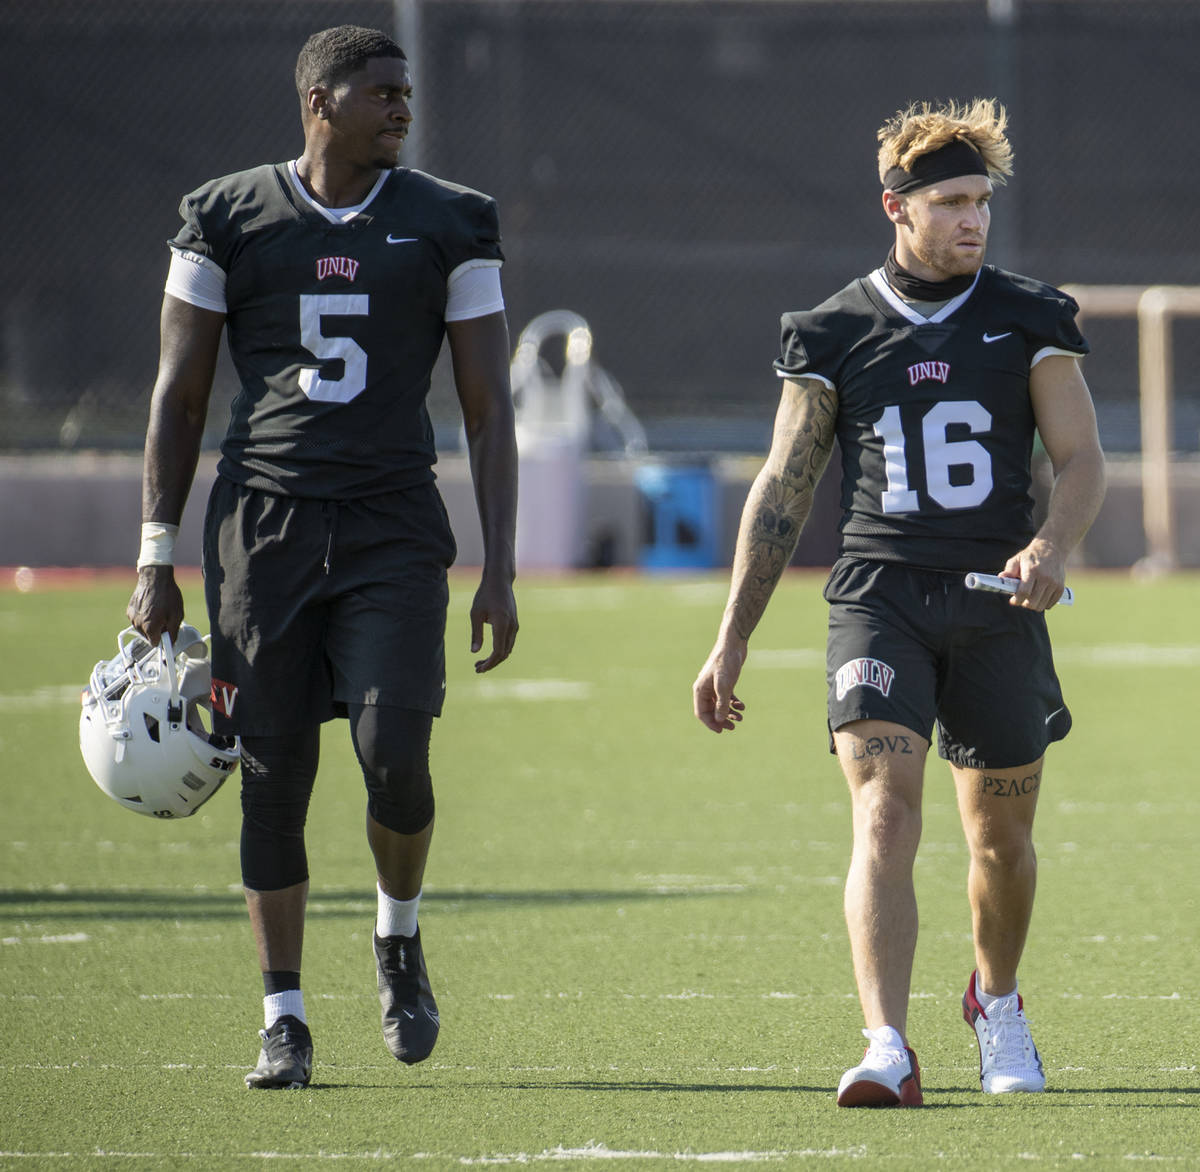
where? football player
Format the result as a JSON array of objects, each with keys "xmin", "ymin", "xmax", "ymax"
[
  {"xmin": 693, "ymin": 98, "xmax": 1105, "ymax": 1106},
  {"xmin": 127, "ymin": 25, "xmax": 518, "ymax": 1089}
]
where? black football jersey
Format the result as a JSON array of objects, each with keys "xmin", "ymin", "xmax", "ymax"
[
  {"xmin": 774, "ymin": 265, "xmax": 1088, "ymax": 570},
  {"xmin": 171, "ymin": 164, "xmax": 503, "ymax": 499}
]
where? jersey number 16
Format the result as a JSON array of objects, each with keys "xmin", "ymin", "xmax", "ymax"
[{"xmin": 873, "ymin": 401, "xmax": 994, "ymax": 513}]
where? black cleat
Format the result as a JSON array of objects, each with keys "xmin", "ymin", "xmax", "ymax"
[
  {"xmin": 244, "ymin": 1014, "xmax": 313, "ymax": 1089},
  {"xmin": 373, "ymin": 928, "xmax": 439, "ymax": 1064}
]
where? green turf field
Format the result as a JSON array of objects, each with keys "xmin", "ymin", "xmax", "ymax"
[{"xmin": 2, "ymin": 570, "xmax": 1198, "ymax": 1169}]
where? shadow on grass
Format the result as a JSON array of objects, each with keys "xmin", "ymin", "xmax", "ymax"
[
  {"xmin": 477, "ymin": 1079, "xmax": 966, "ymax": 1106},
  {"xmin": 392, "ymin": 1079, "xmax": 1200, "ymax": 1103},
  {"xmin": 0, "ymin": 886, "xmax": 737, "ymax": 922},
  {"xmin": 516, "ymin": 1080, "xmax": 827, "ymax": 1095},
  {"xmin": 1037, "ymin": 1087, "xmax": 1200, "ymax": 1099},
  {"xmin": 250, "ymin": 1078, "xmax": 1200, "ymax": 1101}
]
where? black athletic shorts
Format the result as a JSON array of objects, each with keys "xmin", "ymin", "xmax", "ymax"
[
  {"xmin": 202, "ymin": 476, "xmax": 457, "ymax": 737},
  {"xmin": 823, "ymin": 557, "xmax": 1071, "ymax": 770}
]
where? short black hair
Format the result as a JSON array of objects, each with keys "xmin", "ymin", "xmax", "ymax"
[{"xmin": 295, "ymin": 25, "xmax": 406, "ymax": 99}]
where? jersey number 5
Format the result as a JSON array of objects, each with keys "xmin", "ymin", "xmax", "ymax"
[
  {"xmin": 299, "ymin": 293, "xmax": 369, "ymax": 403},
  {"xmin": 873, "ymin": 401, "xmax": 994, "ymax": 513}
]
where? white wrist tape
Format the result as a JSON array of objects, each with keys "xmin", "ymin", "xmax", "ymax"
[{"xmin": 137, "ymin": 522, "xmax": 179, "ymax": 570}]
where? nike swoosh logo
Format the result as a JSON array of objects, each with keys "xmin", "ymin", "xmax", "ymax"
[
  {"xmin": 983, "ymin": 332, "xmax": 1012, "ymax": 343},
  {"xmin": 401, "ymin": 1009, "xmax": 416, "ymax": 1020},
  {"xmin": 1045, "ymin": 706, "xmax": 1066, "ymax": 725},
  {"xmin": 386, "ymin": 235, "xmax": 420, "ymax": 244}
]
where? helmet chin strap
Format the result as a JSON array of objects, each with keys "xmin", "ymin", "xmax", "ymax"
[{"xmin": 158, "ymin": 630, "xmax": 182, "ymax": 727}]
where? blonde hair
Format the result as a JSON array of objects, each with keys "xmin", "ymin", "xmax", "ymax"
[{"xmin": 877, "ymin": 98, "xmax": 1014, "ymax": 186}]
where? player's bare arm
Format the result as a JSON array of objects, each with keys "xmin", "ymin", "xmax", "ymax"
[
  {"xmin": 447, "ymin": 310, "xmax": 519, "ymax": 672},
  {"xmin": 1002, "ymin": 355, "xmax": 1106, "ymax": 610},
  {"xmin": 725, "ymin": 377, "xmax": 838, "ymax": 640},
  {"xmin": 127, "ymin": 295, "xmax": 225, "ymax": 644},
  {"xmin": 693, "ymin": 377, "xmax": 837, "ymax": 732}
]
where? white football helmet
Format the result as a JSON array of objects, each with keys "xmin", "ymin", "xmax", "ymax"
[{"xmin": 80, "ymin": 625, "xmax": 240, "ymax": 819}]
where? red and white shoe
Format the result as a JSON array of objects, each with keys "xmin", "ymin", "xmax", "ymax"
[
  {"xmin": 962, "ymin": 970, "xmax": 1046, "ymax": 1093},
  {"xmin": 836, "ymin": 1026, "xmax": 924, "ymax": 1107}
]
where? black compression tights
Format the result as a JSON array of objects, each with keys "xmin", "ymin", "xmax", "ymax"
[
  {"xmin": 239, "ymin": 730, "xmax": 319, "ymax": 892},
  {"xmin": 348, "ymin": 703, "xmax": 435, "ymax": 836},
  {"xmin": 240, "ymin": 706, "xmax": 434, "ymax": 892}
]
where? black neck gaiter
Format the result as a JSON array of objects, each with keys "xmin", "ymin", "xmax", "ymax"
[{"xmin": 884, "ymin": 246, "xmax": 976, "ymax": 301}]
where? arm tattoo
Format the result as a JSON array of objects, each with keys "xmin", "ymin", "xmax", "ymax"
[{"xmin": 727, "ymin": 381, "xmax": 837, "ymax": 640}]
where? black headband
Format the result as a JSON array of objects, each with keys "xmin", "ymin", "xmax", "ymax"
[{"xmin": 883, "ymin": 138, "xmax": 989, "ymax": 193}]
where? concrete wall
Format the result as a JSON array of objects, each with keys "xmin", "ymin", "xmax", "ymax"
[{"xmin": 1, "ymin": 452, "xmax": 1197, "ymax": 572}]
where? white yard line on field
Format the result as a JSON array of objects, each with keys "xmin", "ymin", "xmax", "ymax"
[
  {"xmin": 0, "ymin": 685, "xmax": 83, "ymax": 710},
  {"xmin": 471, "ymin": 679, "xmax": 592, "ymax": 701},
  {"xmin": 451, "ymin": 1145, "xmax": 868, "ymax": 1164},
  {"xmin": 1055, "ymin": 644, "xmax": 1200, "ymax": 666},
  {"xmin": 754, "ymin": 645, "xmax": 1200, "ymax": 670},
  {"xmin": 2, "ymin": 1148, "xmax": 1196, "ymax": 1164},
  {"xmin": 10, "ymin": 643, "xmax": 1200, "ymax": 712},
  {"xmin": 1, "ymin": 933, "xmax": 89, "ymax": 945},
  {"xmin": 750, "ymin": 649, "xmax": 824, "ymax": 668},
  {"xmin": 0, "ymin": 1150, "xmax": 869, "ymax": 1164}
]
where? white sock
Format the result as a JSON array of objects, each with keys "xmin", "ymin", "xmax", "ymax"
[
  {"xmin": 376, "ymin": 884, "xmax": 421, "ymax": 939},
  {"xmin": 867, "ymin": 1025, "xmax": 906, "ymax": 1051},
  {"xmin": 264, "ymin": 989, "xmax": 306, "ymax": 1029},
  {"xmin": 977, "ymin": 980, "xmax": 1017, "ymax": 1011}
]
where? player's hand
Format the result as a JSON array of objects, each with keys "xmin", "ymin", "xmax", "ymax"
[
  {"xmin": 693, "ymin": 635, "xmax": 748, "ymax": 733},
  {"xmin": 1000, "ymin": 539, "xmax": 1068, "ymax": 611},
  {"xmin": 126, "ymin": 565, "xmax": 185, "ymax": 645},
  {"xmin": 470, "ymin": 574, "xmax": 518, "ymax": 673}
]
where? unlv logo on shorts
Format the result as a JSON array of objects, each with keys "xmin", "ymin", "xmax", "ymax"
[
  {"xmin": 835, "ymin": 657, "xmax": 896, "ymax": 701},
  {"xmin": 210, "ymin": 677, "xmax": 239, "ymax": 718}
]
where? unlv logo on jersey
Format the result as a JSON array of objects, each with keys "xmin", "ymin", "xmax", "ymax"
[
  {"xmin": 908, "ymin": 360, "xmax": 950, "ymax": 386},
  {"xmin": 316, "ymin": 256, "xmax": 360, "ymax": 282}
]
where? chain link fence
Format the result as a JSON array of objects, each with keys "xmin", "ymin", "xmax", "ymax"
[{"xmin": 3, "ymin": 0, "xmax": 1197, "ymax": 456}]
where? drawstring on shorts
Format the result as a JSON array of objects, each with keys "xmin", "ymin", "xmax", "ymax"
[{"xmin": 322, "ymin": 502, "xmax": 340, "ymax": 575}]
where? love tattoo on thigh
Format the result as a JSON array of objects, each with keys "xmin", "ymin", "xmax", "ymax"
[{"xmin": 849, "ymin": 733, "xmax": 915, "ymax": 759}]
